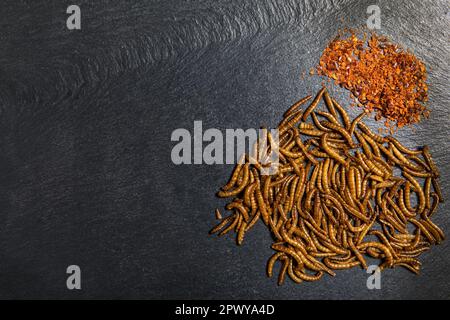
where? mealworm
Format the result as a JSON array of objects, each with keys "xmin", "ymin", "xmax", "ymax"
[
  {"xmin": 221, "ymin": 157, "xmax": 245, "ymax": 191},
  {"xmin": 372, "ymin": 157, "xmax": 392, "ymax": 178},
  {"xmin": 312, "ymin": 112, "xmax": 332, "ymax": 132},
  {"xmin": 403, "ymin": 171, "xmax": 425, "ymax": 214},
  {"xmin": 215, "ymin": 209, "xmax": 223, "ymax": 220},
  {"xmin": 210, "ymin": 215, "xmax": 235, "ymax": 235},
  {"xmin": 347, "ymin": 167, "xmax": 356, "ymax": 200},
  {"xmin": 279, "ymin": 110, "xmax": 301, "ymax": 130},
  {"xmin": 409, "ymin": 218, "xmax": 435, "ymax": 244},
  {"xmin": 323, "ymin": 89, "xmax": 339, "ymax": 119},
  {"xmin": 321, "ymin": 133, "xmax": 347, "ymax": 166},
  {"xmin": 256, "ymin": 187, "xmax": 270, "ymax": 225},
  {"xmin": 422, "ymin": 218, "xmax": 445, "ymax": 242},
  {"xmin": 331, "ymin": 97, "xmax": 351, "ymax": 129},
  {"xmin": 277, "ymin": 256, "xmax": 290, "ymax": 286},
  {"xmin": 269, "ymin": 216, "xmax": 282, "ymax": 241},
  {"xmin": 291, "ymin": 266, "xmax": 324, "ymax": 282},
  {"xmin": 424, "ymin": 177, "xmax": 431, "ymax": 210},
  {"xmin": 299, "ymin": 128, "xmax": 328, "ymax": 137},
  {"xmin": 321, "ymin": 120, "xmax": 356, "ymax": 148},
  {"xmin": 217, "ymin": 164, "xmax": 250, "ymax": 197},
  {"xmin": 323, "ymin": 257, "xmax": 360, "ymax": 270},
  {"xmin": 369, "ymin": 230, "xmax": 399, "ymax": 259},
  {"xmin": 267, "ymin": 252, "xmax": 285, "ymax": 278},
  {"xmin": 237, "ymin": 221, "xmax": 248, "ymax": 245},
  {"xmin": 361, "ymin": 133, "xmax": 381, "ymax": 157},
  {"xmin": 428, "ymin": 192, "xmax": 440, "ymax": 218},
  {"xmin": 286, "ymin": 177, "xmax": 300, "ymax": 214},
  {"xmin": 316, "ymin": 110, "xmax": 340, "ymax": 125},
  {"xmin": 295, "ymin": 136, "xmax": 319, "ymax": 165},
  {"xmin": 391, "ymin": 144, "xmax": 423, "ymax": 172},
  {"xmin": 302, "ymin": 87, "xmax": 326, "ymax": 121},
  {"xmin": 349, "ymin": 112, "xmax": 367, "ymax": 136},
  {"xmin": 279, "ymin": 111, "xmax": 304, "ymax": 135},
  {"xmin": 284, "ymin": 95, "xmax": 313, "ymax": 118},
  {"xmin": 362, "ymin": 155, "xmax": 384, "ymax": 177},
  {"xmin": 354, "ymin": 132, "xmax": 373, "ymax": 158},
  {"xmin": 431, "ymin": 177, "xmax": 443, "ymax": 203},
  {"xmin": 357, "ymin": 122, "xmax": 387, "ymax": 143},
  {"xmin": 403, "ymin": 230, "xmax": 422, "ymax": 251},
  {"xmin": 299, "ymin": 122, "xmax": 315, "ymax": 130},
  {"xmin": 407, "ymin": 155, "xmax": 431, "ymax": 172},
  {"xmin": 322, "ymin": 158, "xmax": 331, "ymax": 194},
  {"xmin": 387, "ymin": 136, "xmax": 422, "ymax": 156},
  {"xmin": 358, "ymin": 242, "xmax": 393, "ymax": 268},
  {"xmin": 397, "ymin": 190, "xmax": 415, "ymax": 218},
  {"xmin": 226, "ymin": 201, "xmax": 250, "ymax": 222},
  {"xmin": 313, "ymin": 192, "xmax": 322, "ymax": 226},
  {"xmin": 309, "ymin": 148, "xmax": 330, "ymax": 158},
  {"xmin": 422, "ymin": 146, "xmax": 440, "ymax": 177},
  {"xmin": 212, "ymin": 87, "xmax": 443, "ymax": 285},
  {"xmin": 218, "ymin": 213, "xmax": 239, "ymax": 236},
  {"xmin": 395, "ymin": 262, "xmax": 420, "ymax": 275}
]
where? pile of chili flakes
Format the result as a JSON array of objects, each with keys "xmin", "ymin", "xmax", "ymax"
[{"xmin": 316, "ymin": 31, "xmax": 429, "ymax": 128}]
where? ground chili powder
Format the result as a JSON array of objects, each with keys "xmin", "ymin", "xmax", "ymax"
[{"xmin": 316, "ymin": 31, "xmax": 429, "ymax": 128}]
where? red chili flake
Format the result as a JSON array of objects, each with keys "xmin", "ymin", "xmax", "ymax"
[{"xmin": 316, "ymin": 30, "xmax": 429, "ymax": 128}]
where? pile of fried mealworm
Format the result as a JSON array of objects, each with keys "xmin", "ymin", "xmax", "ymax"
[{"xmin": 210, "ymin": 87, "xmax": 444, "ymax": 285}]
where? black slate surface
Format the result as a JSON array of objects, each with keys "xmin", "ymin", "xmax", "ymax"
[{"xmin": 0, "ymin": 0, "xmax": 449, "ymax": 299}]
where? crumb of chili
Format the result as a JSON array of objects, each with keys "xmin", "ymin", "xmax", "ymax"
[{"xmin": 316, "ymin": 31, "xmax": 429, "ymax": 128}]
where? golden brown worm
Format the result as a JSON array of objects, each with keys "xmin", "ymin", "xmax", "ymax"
[
  {"xmin": 279, "ymin": 111, "xmax": 304, "ymax": 135},
  {"xmin": 221, "ymin": 156, "xmax": 245, "ymax": 191},
  {"xmin": 321, "ymin": 120, "xmax": 356, "ymax": 148},
  {"xmin": 302, "ymin": 87, "xmax": 326, "ymax": 121},
  {"xmin": 403, "ymin": 171, "xmax": 425, "ymax": 214},
  {"xmin": 245, "ymin": 210, "xmax": 260, "ymax": 232},
  {"xmin": 277, "ymin": 256, "xmax": 290, "ymax": 285},
  {"xmin": 210, "ymin": 215, "xmax": 235, "ymax": 235},
  {"xmin": 316, "ymin": 110, "xmax": 340, "ymax": 125},
  {"xmin": 349, "ymin": 112, "xmax": 367, "ymax": 136},
  {"xmin": 237, "ymin": 221, "xmax": 248, "ymax": 245},
  {"xmin": 431, "ymin": 177, "xmax": 444, "ymax": 203},
  {"xmin": 391, "ymin": 144, "xmax": 423, "ymax": 172},
  {"xmin": 358, "ymin": 242, "xmax": 394, "ymax": 268},
  {"xmin": 331, "ymin": 97, "xmax": 351, "ymax": 129},
  {"xmin": 226, "ymin": 201, "xmax": 250, "ymax": 222},
  {"xmin": 217, "ymin": 164, "xmax": 250, "ymax": 197},
  {"xmin": 422, "ymin": 145, "xmax": 440, "ymax": 177},
  {"xmin": 387, "ymin": 136, "xmax": 422, "ymax": 156},
  {"xmin": 354, "ymin": 132, "xmax": 373, "ymax": 158},
  {"xmin": 284, "ymin": 95, "xmax": 313, "ymax": 118},
  {"xmin": 321, "ymin": 133, "xmax": 348, "ymax": 166},
  {"xmin": 218, "ymin": 213, "xmax": 240, "ymax": 236},
  {"xmin": 323, "ymin": 89, "xmax": 339, "ymax": 120},
  {"xmin": 267, "ymin": 252, "xmax": 286, "ymax": 278},
  {"xmin": 323, "ymin": 257, "xmax": 360, "ymax": 270},
  {"xmin": 215, "ymin": 209, "xmax": 223, "ymax": 220},
  {"xmin": 357, "ymin": 122, "xmax": 387, "ymax": 143},
  {"xmin": 312, "ymin": 112, "xmax": 333, "ymax": 132},
  {"xmin": 408, "ymin": 219, "xmax": 435, "ymax": 244},
  {"xmin": 361, "ymin": 132, "xmax": 381, "ymax": 157},
  {"xmin": 296, "ymin": 136, "xmax": 319, "ymax": 165}
]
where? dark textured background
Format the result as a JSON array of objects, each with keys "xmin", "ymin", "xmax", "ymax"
[{"xmin": 0, "ymin": 0, "xmax": 449, "ymax": 299}]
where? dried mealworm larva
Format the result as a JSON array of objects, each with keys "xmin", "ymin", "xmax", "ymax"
[
  {"xmin": 321, "ymin": 133, "xmax": 347, "ymax": 166},
  {"xmin": 284, "ymin": 95, "xmax": 313, "ymax": 118},
  {"xmin": 212, "ymin": 87, "xmax": 443, "ymax": 286},
  {"xmin": 331, "ymin": 97, "xmax": 351, "ymax": 129},
  {"xmin": 302, "ymin": 87, "xmax": 326, "ymax": 121}
]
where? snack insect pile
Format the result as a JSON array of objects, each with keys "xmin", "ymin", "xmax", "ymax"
[{"xmin": 210, "ymin": 87, "xmax": 444, "ymax": 285}]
